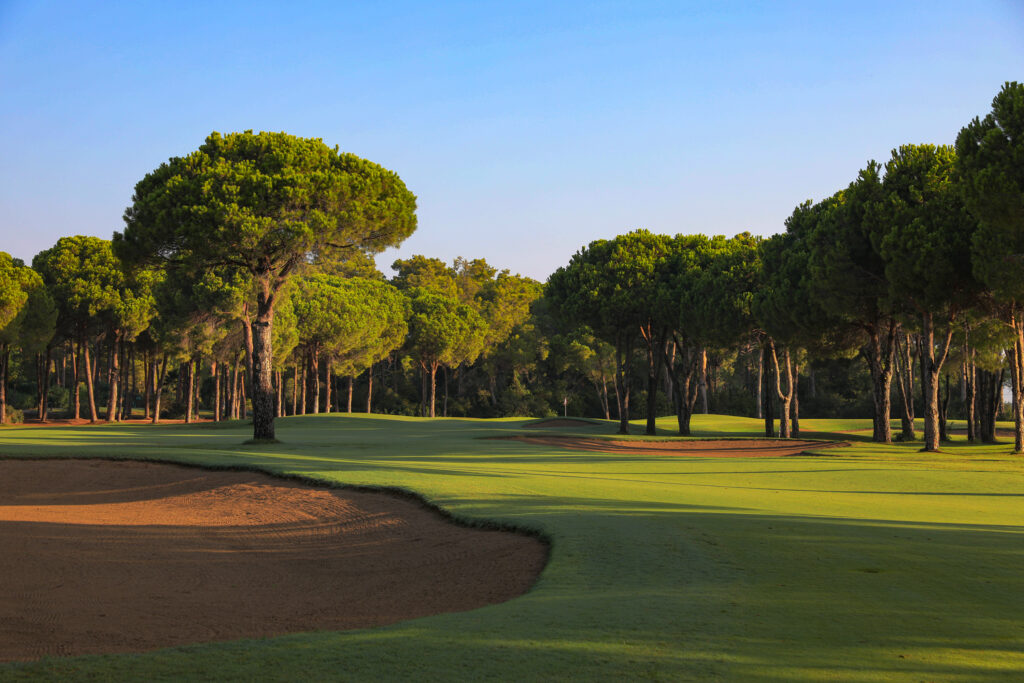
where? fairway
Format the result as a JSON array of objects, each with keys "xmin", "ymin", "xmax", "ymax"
[{"xmin": 0, "ymin": 414, "xmax": 1022, "ymax": 681}]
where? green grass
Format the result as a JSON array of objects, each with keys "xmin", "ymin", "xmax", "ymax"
[{"xmin": 1, "ymin": 413, "xmax": 1022, "ymax": 681}]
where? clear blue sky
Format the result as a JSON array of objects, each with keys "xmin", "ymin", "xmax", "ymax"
[{"xmin": 1, "ymin": 1, "xmax": 1021, "ymax": 281}]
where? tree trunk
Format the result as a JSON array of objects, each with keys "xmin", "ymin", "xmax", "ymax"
[
  {"xmin": 190, "ymin": 357, "xmax": 198, "ymax": 419},
  {"xmin": 366, "ymin": 364, "xmax": 374, "ymax": 413},
  {"xmin": 37, "ymin": 347, "xmax": 52, "ymax": 422},
  {"xmin": 1012, "ymin": 313, "xmax": 1024, "ymax": 453},
  {"xmin": 487, "ymin": 371, "xmax": 498, "ymax": 407},
  {"xmin": 791, "ymin": 361, "xmax": 800, "ymax": 436},
  {"xmin": 143, "ymin": 353, "xmax": 152, "ymax": 420},
  {"xmin": 152, "ymin": 356, "xmax": 168, "ymax": 424},
  {"xmin": 0, "ymin": 344, "xmax": 8, "ymax": 424},
  {"xmin": 865, "ymin": 321, "xmax": 896, "ymax": 444},
  {"xmin": 614, "ymin": 332, "xmax": 632, "ymax": 435},
  {"xmin": 83, "ymin": 337, "xmax": 98, "ymax": 422},
  {"xmin": 347, "ymin": 375, "xmax": 354, "ymax": 413},
  {"xmin": 699, "ymin": 348, "xmax": 709, "ymax": 414},
  {"xmin": 194, "ymin": 360, "xmax": 202, "ymax": 418},
  {"xmin": 34, "ymin": 353, "xmax": 43, "ymax": 420},
  {"xmin": 762, "ymin": 341, "xmax": 775, "ymax": 438},
  {"xmin": 231, "ymin": 360, "xmax": 240, "ymax": 418},
  {"xmin": 770, "ymin": 340, "xmax": 794, "ymax": 439},
  {"xmin": 209, "ymin": 360, "xmax": 219, "ymax": 421},
  {"xmin": 106, "ymin": 333, "xmax": 120, "ymax": 422},
  {"xmin": 277, "ymin": 370, "xmax": 284, "ymax": 417},
  {"xmin": 920, "ymin": 312, "xmax": 955, "ymax": 453},
  {"xmin": 612, "ymin": 366, "xmax": 621, "ymax": 422},
  {"xmin": 964, "ymin": 350, "xmax": 976, "ymax": 443},
  {"xmin": 995, "ymin": 368, "xmax": 1006, "ymax": 431},
  {"xmin": 291, "ymin": 364, "xmax": 299, "ymax": 417},
  {"xmin": 72, "ymin": 339, "xmax": 81, "ymax": 420},
  {"xmin": 756, "ymin": 348, "xmax": 763, "ymax": 419},
  {"xmin": 305, "ymin": 347, "xmax": 320, "ymax": 414},
  {"xmin": 185, "ymin": 359, "xmax": 195, "ymax": 423},
  {"xmin": 921, "ymin": 319, "xmax": 938, "ymax": 452},
  {"xmin": 895, "ymin": 333, "xmax": 916, "ymax": 441},
  {"xmin": 40, "ymin": 349, "xmax": 51, "ymax": 421},
  {"xmin": 324, "ymin": 357, "xmax": 333, "ymax": 413},
  {"xmin": 640, "ymin": 324, "xmax": 664, "ymax": 435},
  {"xmin": 240, "ymin": 369, "xmax": 247, "ymax": 420},
  {"xmin": 428, "ymin": 362, "xmax": 438, "ymax": 418},
  {"xmin": 661, "ymin": 335, "xmax": 699, "ymax": 436},
  {"xmin": 938, "ymin": 374, "xmax": 951, "ymax": 442},
  {"xmin": 148, "ymin": 357, "xmax": 157, "ymax": 421},
  {"xmin": 119, "ymin": 343, "xmax": 130, "ymax": 420},
  {"xmin": 250, "ymin": 296, "xmax": 275, "ymax": 439}
]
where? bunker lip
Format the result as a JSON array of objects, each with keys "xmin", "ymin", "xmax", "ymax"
[
  {"xmin": 0, "ymin": 459, "xmax": 547, "ymax": 662},
  {"xmin": 495, "ymin": 436, "xmax": 848, "ymax": 457}
]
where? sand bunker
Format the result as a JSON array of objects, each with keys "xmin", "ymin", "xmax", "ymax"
[
  {"xmin": 0, "ymin": 459, "xmax": 547, "ymax": 662},
  {"xmin": 504, "ymin": 436, "xmax": 845, "ymax": 457}
]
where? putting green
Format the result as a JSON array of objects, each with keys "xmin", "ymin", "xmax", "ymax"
[{"xmin": 0, "ymin": 413, "xmax": 1022, "ymax": 681}]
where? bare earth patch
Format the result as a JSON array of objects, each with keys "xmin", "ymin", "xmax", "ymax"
[
  {"xmin": 503, "ymin": 436, "xmax": 846, "ymax": 457},
  {"xmin": 0, "ymin": 459, "xmax": 547, "ymax": 662}
]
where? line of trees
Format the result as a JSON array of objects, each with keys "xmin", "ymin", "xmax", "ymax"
[{"xmin": 0, "ymin": 83, "xmax": 1020, "ymax": 451}]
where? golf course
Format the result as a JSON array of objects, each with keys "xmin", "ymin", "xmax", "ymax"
[{"xmin": 0, "ymin": 414, "xmax": 1021, "ymax": 681}]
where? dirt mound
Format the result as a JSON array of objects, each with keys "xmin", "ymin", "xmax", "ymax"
[
  {"xmin": 505, "ymin": 436, "xmax": 844, "ymax": 457},
  {"xmin": 0, "ymin": 459, "xmax": 547, "ymax": 662}
]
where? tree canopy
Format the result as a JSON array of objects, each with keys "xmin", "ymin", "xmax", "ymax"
[{"xmin": 116, "ymin": 130, "xmax": 418, "ymax": 439}]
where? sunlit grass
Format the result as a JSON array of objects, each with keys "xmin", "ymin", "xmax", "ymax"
[{"xmin": 0, "ymin": 413, "xmax": 1022, "ymax": 681}]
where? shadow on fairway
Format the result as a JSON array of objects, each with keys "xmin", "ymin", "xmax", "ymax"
[{"xmin": 14, "ymin": 497, "xmax": 1023, "ymax": 681}]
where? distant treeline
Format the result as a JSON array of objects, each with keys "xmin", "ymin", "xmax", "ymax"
[{"xmin": 0, "ymin": 82, "xmax": 1020, "ymax": 452}]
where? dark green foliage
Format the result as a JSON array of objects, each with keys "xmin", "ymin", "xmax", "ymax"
[
  {"xmin": 878, "ymin": 144, "xmax": 977, "ymax": 315},
  {"xmin": 957, "ymin": 81, "xmax": 1024, "ymax": 305},
  {"xmin": 117, "ymin": 130, "xmax": 418, "ymax": 439},
  {"xmin": 956, "ymin": 81, "xmax": 1024, "ymax": 452},
  {"xmin": 877, "ymin": 144, "xmax": 980, "ymax": 451},
  {"xmin": 5, "ymin": 86, "xmax": 1022, "ymax": 433},
  {"xmin": 291, "ymin": 273, "xmax": 408, "ymax": 395},
  {"xmin": 32, "ymin": 236, "xmax": 127, "ymax": 340},
  {"xmin": 405, "ymin": 287, "xmax": 486, "ymax": 417},
  {"xmin": 118, "ymin": 131, "xmax": 417, "ymax": 272}
]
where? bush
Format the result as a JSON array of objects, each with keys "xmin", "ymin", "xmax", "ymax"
[
  {"xmin": 161, "ymin": 400, "xmax": 187, "ymax": 419},
  {"xmin": 46, "ymin": 385, "xmax": 70, "ymax": 411},
  {"xmin": 4, "ymin": 405, "xmax": 24, "ymax": 424}
]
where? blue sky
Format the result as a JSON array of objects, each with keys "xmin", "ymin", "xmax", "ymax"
[{"xmin": 1, "ymin": 1, "xmax": 1021, "ymax": 280}]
